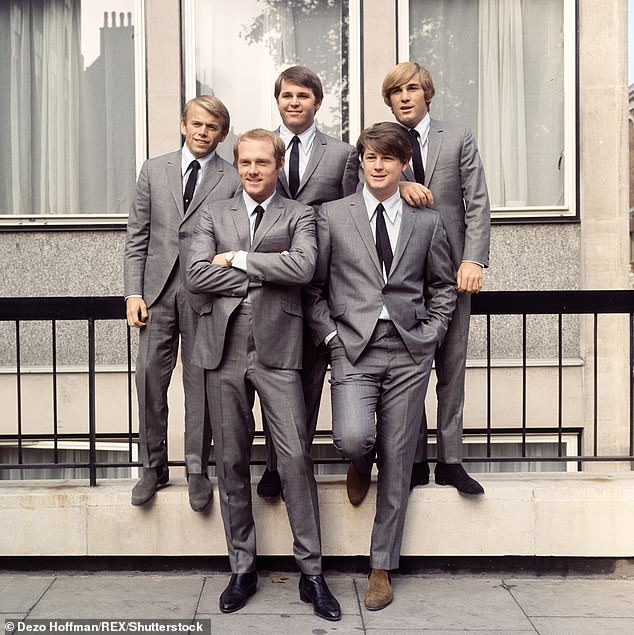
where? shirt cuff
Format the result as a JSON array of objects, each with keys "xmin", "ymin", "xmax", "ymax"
[
  {"xmin": 125, "ymin": 295, "xmax": 143, "ymax": 300},
  {"xmin": 324, "ymin": 330, "xmax": 338, "ymax": 346},
  {"xmin": 462, "ymin": 260, "xmax": 484, "ymax": 268},
  {"xmin": 232, "ymin": 250, "xmax": 248, "ymax": 272}
]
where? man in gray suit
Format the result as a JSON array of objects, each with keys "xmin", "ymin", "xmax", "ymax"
[
  {"xmin": 185, "ymin": 129, "xmax": 341, "ymax": 621},
  {"xmin": 257, "ymin": 65, "xmax": 359, "ymax": 499},
  {"xmin": 304, "ymin": 122, "xmax": 457, "ymax": 610},
  {"xmin": 124, "ymin": 96, "xmax": 240, "ymax": 510},
  {"xmin": 382, "ymin": 62, "xmax": 491, "ymax": 495}
]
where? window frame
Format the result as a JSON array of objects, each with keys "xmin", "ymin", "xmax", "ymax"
[
  {"xmin": 181, "ymin": 0, "xmax": 362, "ymax": 149},
  {"xmin": 0, "ymin": 0, "xmax": 147, "ymax": 230},
  {"xmin": 396, "ymin": 0, "xmax": 578, "ymax": 223}
]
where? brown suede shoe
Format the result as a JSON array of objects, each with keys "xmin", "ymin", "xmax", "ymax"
[
  {"xmin": 364, "ymin": 569, "xmax": 393, "ymax": 610},
  {"xmin": 346, "ymin": 463, "xmax": 371, "ymax": 506}
]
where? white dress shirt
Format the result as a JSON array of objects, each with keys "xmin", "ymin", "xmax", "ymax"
[
  {"xmin": 181, "ymin": 144, "xmax": 216, "ymax": 192},
  {"xmin": 279, "ymin": 122, "xmax": 316, "ymax": 184}
]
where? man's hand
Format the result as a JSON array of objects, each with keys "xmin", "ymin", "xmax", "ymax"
[
  {"xmin": 126, "ymin": 297, "xmax": 148, "ymax": 327},
  {"xmin": 457, "ymin": 262, "xmax": 483, "ymax": 294},
  {"xmin": 399, "ymin": 181, "xmax": 435, "ymax": 208}
]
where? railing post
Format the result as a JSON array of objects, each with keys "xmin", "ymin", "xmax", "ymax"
[{"xmin": 88, "ymin": 318, "xmax": 97, "ymax": 486}]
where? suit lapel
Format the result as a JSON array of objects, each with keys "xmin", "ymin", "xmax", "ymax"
[
  {"xmin": 425, "ymin": 120, "xmax": 443, "ymax": 185},
  {"xmin": 231, "ymin": 196, "xmax": 252, "ymax": 251},
  {"xmin": 184, "ymin": 154, "xmax": 224, "ymax": 220},
  {"xmin": 297, "ymin": 129, "xmax": 326, "ymax": 196},
  {"xmin": 349, "ymin": 195, "xmax": 382, "ymax": 278},
  {"xmin": 390, "ymin": 203, "xmax": 416, "ymax": 275},
  {"xmin": 252, "ymin": 194, "xmax": 283, "ymax": 251},
  {"xmin": 167, "ymin": 154, "xmax": 185, "ymax": 216}
]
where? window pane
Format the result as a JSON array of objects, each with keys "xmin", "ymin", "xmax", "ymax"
[
  {"xmin": 0, "ymin": 0, "xmax": 138, "ymax": 215},
  {"xmin": 409, "ymin": 0, "xmax": 565, "ymax": 208},
  {"xmin": 193, "ymin": 0, "xmax": 349, "ymax": 162}
]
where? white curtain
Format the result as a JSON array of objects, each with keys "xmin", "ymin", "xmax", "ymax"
[
  {"xmin": 478, "ymin": 0, "xmax": 528, "ymax": 207},
  {"xmin": 1, "ymin": 0, "xmax": 82, "ymax": 215}
]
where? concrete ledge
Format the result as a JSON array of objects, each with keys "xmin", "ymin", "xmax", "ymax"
[{"xmin": 2, "ymin": 473, "xmax": 634, "ymax": 557}]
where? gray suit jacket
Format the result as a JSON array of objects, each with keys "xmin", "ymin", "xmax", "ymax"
[
  {"xmin": 403, "ymin": 118, "xmax": 490, "ymax": 268},
  {"xmin": 185, "ymin": 193, "xmax": 317, "ymax": 371},
  {"xmin": 277, "ymin": 128, "xmax": 359, "ymax": 211},
  {"xmin": 304, "ymin": 193, "xmax": 457, "ymax": 365},
  {"xmin": 124, "ymin": 150, "xmax": 240, "ymax": 309}
]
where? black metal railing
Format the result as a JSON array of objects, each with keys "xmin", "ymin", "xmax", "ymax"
[{"xmin": 0, "ymin": 291, "xmax": 633, "ymax": 485}]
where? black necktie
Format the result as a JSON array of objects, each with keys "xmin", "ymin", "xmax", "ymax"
[
  {"xmin": 375, "ymin": 203, "xmax": 393, "ymax": 277},
  {"xmin": 183, "ymin": 159, "xmax": 201, "ymax": 212},
  {"xmin": 253, "ymin": 204, "xmax": 265, "ymax": 240},
  {"xmin": 409, "ymin": 129, "xmax": 425, "ymax": 185},
  {"xmin": 288, "ymin": 136, "xmax": 300, "ymax": 198}
]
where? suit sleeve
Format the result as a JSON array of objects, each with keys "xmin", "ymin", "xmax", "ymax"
[
  {"xmin": 341, "ymin": 147, "xmax": 360, "ymax": 197},
  {"xmin": 123, "ymin": 160, "xmax": 151, "ymax": 297},
  {"xmin": 460, "ymin": 127, "xmax": 491, "ymax": 267},
  {"xmin": 423, "ymin": 216, "xmax": 458, "ymax": 343},
  {"xmin": 303, "ymin": 203, "xmax": 337, "ymax": 345},
  {"xmin": 246, "ymin": 206, "xmax": 317, "ymax": 285},
  {"xmin": 185, "ymin": 204, "xmax": 249, "ymax": 297}
]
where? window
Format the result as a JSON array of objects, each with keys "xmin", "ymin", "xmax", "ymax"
[
  {"xmin": 0, "ymin": 0, "xmax": 146, "ymax": 223},
  {"xmin": 183, "ymin": 0, "xmax": 361, "ymax": 163},
  {"xmin": 398, "ymin": 0, "xmax": 576, "ymax": 220}
]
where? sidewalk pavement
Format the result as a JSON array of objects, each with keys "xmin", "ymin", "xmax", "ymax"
[{"xmin": 2, "ymin": 569, "xmax": 634, "ymax": 634}]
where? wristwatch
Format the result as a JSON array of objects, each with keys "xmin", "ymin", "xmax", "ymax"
[{"xmin": 225, "ymin": 250, "xmax": 235, "ymax": 267}]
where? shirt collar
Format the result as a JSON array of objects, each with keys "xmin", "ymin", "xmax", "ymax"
[
  {"xmin": 278, "ymin": 123, "xmax": 316, "ymax": 154},
  {"xmin": 411, "ymin": 112, "xmax": 431, "ymax": 144},
  {"xmin": 181, "ymin": 144, "xmax": 216, "ymax": 175},
  {"xmin": 242, "ymin": 190, "xmax": 276, "ymax": 216},
  {"xmin": 362, "ymin": 186, "xmax": 402, "ymax": 224}
]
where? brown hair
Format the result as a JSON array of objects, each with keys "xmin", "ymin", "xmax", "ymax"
[
  {"xmin": 356, "ymin": 122, "xmax": 412, "ymax": 163},
  {"xmin": 233, "ymin": 129, "xmax": 286, "ymax": 168},
  {"xmin": 381, "ymin": 62, "xmax": 435, "ymax": 108},
  {"xmin": 181, "ymin": 95, "xmax": 231, "ymax": 135},
  {"xmin": 274, "ymin": 65, "xmax": 324, "ymax": 104}
]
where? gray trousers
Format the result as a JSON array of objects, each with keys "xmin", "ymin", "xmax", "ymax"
[
  {"xmin": 415, "ymin": 292, "xmax": 471, "ymax": 464},
  {"xmin": 330, "ymin": 322, "xmax": 433, "ymax": 571},
  {"xmin": 135, "ymin": 268, "xmax": 210, "ymax": 473},
  {"xmin": 264, "ymin": 324, "xmax": 329, "ymax": 471},
  {"xmin": 206, "ymin": 305, "xmax": 322, "ymax": 574}
]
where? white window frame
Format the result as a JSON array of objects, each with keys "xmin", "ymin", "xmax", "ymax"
[
  {"xmin": 182, "ymin": 0, "xmax": 362, "ymax": 146},
  {"xmin": 0, "ymin": 0, "xmax": 147, "ymax": 229},
  {"xmin": 396, "ymin": 0, "xmax": 577, "ymax": 221}
]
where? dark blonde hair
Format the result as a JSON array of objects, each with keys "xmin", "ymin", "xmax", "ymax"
[
  {"xmin": 181, "ymin": 95, "xmax": 231, "ymax": 135},
  {"xmin": 356, "ymin": 122, "xmax": 412, "ymax": 163},
  {"xmin": 381, "ymin": 62, "xmax": 435, "ymax": 108},
  {"xmin": 233, "ymin": 129, "xmax": 286, "ymax": 168}
]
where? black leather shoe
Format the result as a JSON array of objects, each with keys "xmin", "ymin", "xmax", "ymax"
[
  {"xmin": 256, "ymin": 469, "xmax": 282, "ymax": 499},
  {"xmin": 131, "ymin": 466, "xmax": 169, "ymax": 506},
  {"xmin": 299, "ymin": 573, "xmax": 341, "ymax": 621},
  {"xmin": 187, "ymin": 473, "xmax": 212, "ymax": 512},
  {"xmin": 435, "ymin": 462, "xmax": 484, "ymax": 495},
  {"xmin": 410, "ymin": 461, "xmax": 430, "ymax": 490},
  {"xmin": 219, "ymin": 572, "xmax": 258, "ymax": 613}
]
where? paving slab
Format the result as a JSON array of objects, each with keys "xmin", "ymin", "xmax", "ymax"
[
  {"xmin": 358, "ymin": 576, "xmax": 533, "ymax": 632},
  {"xmin": 530, "ymin": 617, "xmax": 634, "ymax": 635},
  {"xmin": 506, "ymin": 578, "xmax": 634, "ymax": 618},
  {"xmin": 27, "ymin": 575, "xmax": 204, "ymax": 619},
  {"xmin": 196, "ymin": 613, "xmax": 362, "ymax": 634},
  {"xmin": 197, "ymin": 573, "xmax": 361, "ymax": 620},
  {"xmin": 0, "ymin": 576, "xmax": 55, "ymax": 613}
]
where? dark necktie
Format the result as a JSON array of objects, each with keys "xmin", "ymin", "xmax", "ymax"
[
  {"xmin": 183, "ymin": 159, "xmax": 201, "ymax": 212},
  {"xmin": 288, "ymin": 136, "xmax": 300, "ymax": 198},
  {"xmin": 252, "ymin": 204, "xmax": 265, "ymax": 240},
  {"xmin": 409, "ymin": 129, "xmax": 425, "ymax": 185},
  {"xmin": 375, "ymin": 203, "xmax": 393, "ymax": 277}
]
